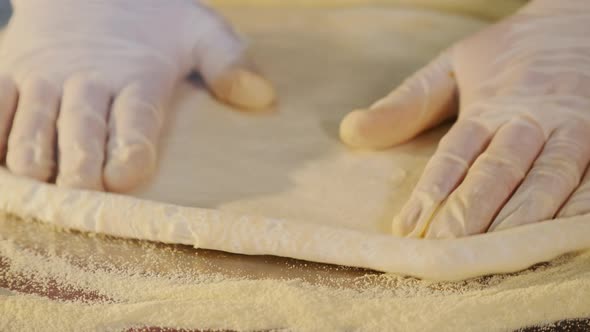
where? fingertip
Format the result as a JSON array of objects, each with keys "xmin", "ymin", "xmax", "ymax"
[
  {"xmin": 103, "ymin": 142, "xmax": 156, "ymax": 193},
  {"xmin": 391, "ymin": 216, "xmax": 411, "ymax": 237},
  {"xmin": 211, "ymin": 68, "xmax": 276, "ymax": 111},
  {"xmin": 103, "ymin": 162, "xmax": 146, "ymax": 193},
  {"xmin": 340, "ymin": 108, "xmax": 406, "ymax": 149},
  {"xmin": 423, "ymin": 228, "xmax": 439, "ymax": 239},
  {"xmin": 103, "ymin": 165, "xmax": 131, "ymax": 193},
  {"xmin": 488, "ymin": 221, "xmax": 509, "ymax": 233},
  {"xmin": 423, "ymin": 218, "xmax": 458, "ymax": 239},
  {"xmin": 339, "ymin": 109, "xmax": 376, "ymax": 149},
  {"xmin": 6, "ymin": 149, "xmax": 54, "ymax": 182}
]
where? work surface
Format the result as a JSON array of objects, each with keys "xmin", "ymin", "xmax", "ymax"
[
  {"xmin": 2, "ymin": 215, "xmax": 589, "ymax": 331},
  {"xmin": 1, "ymin": 6, "xmax": 590, "ymax": 331}
]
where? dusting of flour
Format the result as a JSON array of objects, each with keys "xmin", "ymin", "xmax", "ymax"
[{"xmin": 1, "ymin": 215, "xmax": 589, "ymax": 331}]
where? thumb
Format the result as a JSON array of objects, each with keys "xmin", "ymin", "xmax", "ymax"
[
  {"xmin": 189, "ymin": 4, "xmax": 276, "ymax": 110},
  {"xmin": 339, "ymin": 50, "xmax": 458, "ymax": 149}
]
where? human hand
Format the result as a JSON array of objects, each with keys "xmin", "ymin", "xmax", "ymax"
[
  {"xmin": 339, "ymin": 0, "xmax": 590, "ymax": 238},
  {"xmin": 0, "ymin": 0, "xmax": 275, "ymax": 192}
]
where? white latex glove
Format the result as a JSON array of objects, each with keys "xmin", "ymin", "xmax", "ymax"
[
  {"xmin": 340, "ymin": 0, "xmax": 590, "ymax": 238},
  {"xmin": 0, "ymin": 0, "xmax": 275, "ymax": 192}
]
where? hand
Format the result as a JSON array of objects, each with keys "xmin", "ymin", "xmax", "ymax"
[
  {"xmin": 339, "ymin": 0, "xmax": 590, "ymax": 238},
  {"xmin": 0, "ymin": 0, "xmax": 275, "ymax": 192}
]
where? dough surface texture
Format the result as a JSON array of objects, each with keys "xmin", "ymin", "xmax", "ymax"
[{"xmin": 1, "ymin": 7, "xmax": 589, "ymax": 281}]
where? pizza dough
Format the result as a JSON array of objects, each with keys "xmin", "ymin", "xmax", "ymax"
[
  {"xmin": 1, "ymin": 7, "xmax": 589, "ymax": 281},
  {"xmin": 207, "ymin": 0, "xmax": 526, "ymax": 20}
]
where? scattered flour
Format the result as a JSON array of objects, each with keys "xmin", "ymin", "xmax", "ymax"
[{"xmin": 1, "ymin": 215, "xmax": 589, "ymax": 331}]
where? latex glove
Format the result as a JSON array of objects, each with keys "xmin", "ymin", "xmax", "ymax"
[
  {"xmin": 0, "ymin": 0, "xmax": 275, "ymax": 192},
  {"xmin": 340, "ymin": 0, "xmax": 590, "ymax": 238}
]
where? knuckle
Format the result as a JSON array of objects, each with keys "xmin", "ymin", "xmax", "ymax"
[
  {"xmin": 108, "ymin": 137, "xmax": 156, "ymax": 165},
  {"xmin": 472, "ymin": 152, "xmax": 525, "ymax": 181},
  {"xmin": 6, "ymin": 149, "xmax": 54, "ymax": 181},
  {"xmin": 528, "ymin": 166, "xmax": 579, "ymax": 193},
  {"xmin": 63, "ymin": 73, "xmax": 92, "ymax": 91},
  {"xmin": 511, "ymin": 114, "xmax": 546, "ymax": 140},
  {"xmin": 440, "ymin": 117, "xmax": 491, "ymax": 148},
  {"xmin": 554, "ymin": 121, "xmax": 590, "ymax": 148},
  {"xmin": 63, "ymin": 73, "xmax": 109, "ymax": 95},
  {"xmin": 535, "ymin": 149, "xmax": 583, "ymax": 178},
  {"xmin": 20, "ymin": 76, "xmax": 58, "ymax": 96},
  {"xmin": 427, "ymin": 151, "xmax": 469, "ymax": 171}
]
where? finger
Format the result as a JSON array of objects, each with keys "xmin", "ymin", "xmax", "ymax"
[
  {"xmin": 489, "ymin": 121, "xmax": 590, "ymax": 231},
  {"xmin": 0, "ymin": 75, "xmax": 18, "ymax": 158},
  {"xmin": 340, "ymin": 51, "xmax": 457, "ymax": 149},
  {"xmin": 6, "ymin": 77, "xmax": 60, "ymax": 181},
  {"xmin": 391, "ymin": 117, "xmax": 493, "ymax": 237},
  {"xmin": 425, "ymin": 116, "xmax": 546, "ymax": 239},
  {"xmin": 55, "ymin": 75, "xmax": 111, "ymax": 191},
  {"xmin": 558, "ymin": 150, "xmax": 590, "ymax": 218},
  {"xmin": 190, "ymin": 5, "xmax": 275, "ymax": 110},
  {"xmin": 103, "ymin": 81, "xmax": 164, "ymax": 193}
]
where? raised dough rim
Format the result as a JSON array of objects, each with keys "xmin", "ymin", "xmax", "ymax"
[{"xmin": 1, "ymin": 168, "xmax": 589, "ymax": 281}]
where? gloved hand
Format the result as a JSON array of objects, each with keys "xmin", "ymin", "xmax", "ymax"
[
  {"xmin": 340, "ymin": 0, "xmax": 590, "ymax": 238},
  {"xmin": 0, "ymin": 0, "xmax": 275, "ymax": 192}
]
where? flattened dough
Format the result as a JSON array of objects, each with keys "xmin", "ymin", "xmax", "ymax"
[{"xmin": 1, "ymin": 7, "xmax": 589, "ymax": 281}]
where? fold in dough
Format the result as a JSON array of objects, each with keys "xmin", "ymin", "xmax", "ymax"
[{"xmin": 1, "ymin": 7, "xmax": 588, "ymax": 281}]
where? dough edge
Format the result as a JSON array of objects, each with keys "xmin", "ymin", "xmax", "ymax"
[{"xmin": 1, "ymin": 168, "xmax": 588, "ymax": 281}]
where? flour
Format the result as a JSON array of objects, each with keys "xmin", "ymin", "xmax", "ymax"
[{"xmin": 1, "ymin": 215, "xmax": 589, "ymax": 331}]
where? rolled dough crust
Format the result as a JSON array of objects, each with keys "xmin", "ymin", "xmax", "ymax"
[{"xmin": 1, "ymin": 7, "xmax": 589, "ymax": 281}]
